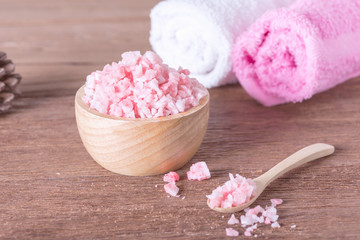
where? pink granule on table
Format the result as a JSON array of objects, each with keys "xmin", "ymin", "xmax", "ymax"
[
  {"xmin": 271, "ymin": 222, "xmax": 280, "ymax": 228},
  {"xmin": 241, "ymin": 206, "xmax": 265, "ymax": 226},
  {"xmin": 163, "ymin": 171, "xmax": 180, "ymax": 183},
  {"xmin": 270, "ymin": 198, "xmax": 283, "ymax": 207},
  {"xmin": 226, "ymin": 228, "xmax": 239, "ymax": 237},
  {"xmin": 187, "ymin": 162, "xmax": 211, "ymax": 181},
  {"xmin": 244, "ymin": 224, "xmax": 258, "ymax": 237},
  {"xmin": 238, "ymin": 199, "xmax": 283, "ymax": 237},
  {"xmin": 244, "ymin": 231, "xmax": 252, "ymax": 237},
  {"xmin": 206, "ymin": 173, "xmax": 256, "ymax": 209},
  {"xmin": 228, "ymin": 214, "xmax": 240, "ymax": 225},
  {"xmin": 164, "ymin": 182, "xmax": 179, "ymax": 197},
  {"xmin": 83, "ymin": 51, "xmax": 207, "ymax": 118},
  {"xmin": 262, "ymin": 206, "xmax": 279, "ymax": 223}
]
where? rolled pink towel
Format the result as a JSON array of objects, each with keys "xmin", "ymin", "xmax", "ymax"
[{"xmin": 232, "ymin": 0, "xmax": 360, "ymax": 106}]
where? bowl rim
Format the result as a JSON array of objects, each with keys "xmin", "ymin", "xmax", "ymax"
[{"xmin": 75, "ymin": 85, "xmax": 210, "ymax": 122}]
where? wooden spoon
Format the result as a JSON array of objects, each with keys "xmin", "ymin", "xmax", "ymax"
[{"xmin": 207, "ymin": 143, "xmax": 335, "ymax": 213}]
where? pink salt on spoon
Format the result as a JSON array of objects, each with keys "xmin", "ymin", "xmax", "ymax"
[{"xmin": 207, "ymin": 143, "xmax": 334, "ymax": 213}]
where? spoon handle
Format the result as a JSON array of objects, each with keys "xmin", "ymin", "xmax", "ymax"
[{"xmin": 256, "ymin": 143, "xmax": 335, "ymax": 187}]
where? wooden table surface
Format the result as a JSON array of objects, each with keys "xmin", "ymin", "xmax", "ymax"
[{"xmin": 1, "ymin": 1, "xmax": 359, "ymax": 239}]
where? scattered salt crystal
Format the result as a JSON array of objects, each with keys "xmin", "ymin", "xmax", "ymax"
[
  {"xmin": 226, "ymin": 228, "xmax": 239, "ymax": 237},
  {"xmin": 163, "ymin": 172, "xmax": 180, "ymax": 183},
  {"xmin": 210, "ymin": 226, "xmax": 214, "ymax": 230},
  {"xmin": 271, "ymin": 222, "xmax": 280, "ymax": 228},
  {"xmin": 56, "ymin": 173, "xmax": 60, "ymax": 175},
  {"xmin": 164, "ymin": 182, "xmax": 179, "ymax": 197},
  {"xmin": 254, "ymin": 234, "xmax": 258, "ymax": 238},
  {"xmin": 270, "ymin": 198, "xmax": 283, "ymax": 207},
  {"xmin": 233, "ymin": 199, "xmax": 283, "ymax": 236},
  {"xmin": 244, "ymin": 230, "xmax": 252, "ymax": 237},
  {"xmin": 187, "ymin": 162, "xmax": 211, "ymax": 181},
  {"xmin": 248, "ymin": 205, "xmax": 265, "ymax": 215},
  {"xmin": 241, "ymin": 205, "xmax": 265, "ymax": 226},
  {"xmin": 228, "ymin": 214, "xmax": 240, "ymax": 225},
  {"xmin": 291, "ymin": 224, "xmax": 297, "ymax": 229},
  {"xmin": 251, "ymin": 224, "xmax": 258, "ymax": 230},
  {"xmin": 262, "ymin": 206, "xmax": 279, "ymax": 222},
  {"xmin": 155, "ymin": 185, "xmax": 158, "ymax": 188},
  {"xmin": 241, "ymin": 214, "xmax": 257, "ymax": 226},
  {"xmin": 222, "ymin": 216, "xmax": 225, "ymax": 218},
  {"xmin": 206, "ymin": 173, "xmax": 256, "ymax": 209},
  {"xmin": 244, "ymin": 224, "xmax": 257, "ymax": 237},
  {"xmin": 83, "ymin": 51, "xmax": 207, "ymax": 119},
  {"xmin": 182, "ymin": 196, "xmax": 185, "ymax": 200}
]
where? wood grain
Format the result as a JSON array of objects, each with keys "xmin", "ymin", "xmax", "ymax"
[{"xmin": 0, "ymin": 0, "xmax": 360, "ymax": 239}]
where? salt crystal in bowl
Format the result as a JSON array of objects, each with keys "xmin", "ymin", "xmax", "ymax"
[{"xmin": 75, "ymin": 86, "xmax": 209, "ymax": 176}]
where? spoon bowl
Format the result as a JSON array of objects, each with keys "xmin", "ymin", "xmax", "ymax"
[
  {"xmin": 208, "ymin": 143, "xmax": 335, "ymax": 213},
  {"xmin": 75, "ymin": 85, "xmax": 210, "ymax": 176}
]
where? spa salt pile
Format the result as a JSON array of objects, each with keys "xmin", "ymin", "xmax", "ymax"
[{"xmin": 83, "ymin": 51, "xmax": 207, "ymax": 118}]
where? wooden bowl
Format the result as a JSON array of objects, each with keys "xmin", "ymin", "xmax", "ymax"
[{"xmin": 75, "ymin": 86, "xmax": 210, "ymax": 176}]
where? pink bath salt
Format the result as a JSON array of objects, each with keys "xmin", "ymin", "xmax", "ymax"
[
  {"xmin": 206, "ymin": 173, "xmax": 256, "ymax": 209},
  {"xmin": 244, "ymin": 230, "xmax": 252, "ymax": 237},
  {"xmin": 228, "ymin": 214, "xmax": 240, "ymax": 225},
  {"xmin": 244, "ymin": 231, "xmax": 252, "ymax": 237},
  {"xmin": 264, "ymin": 217, "xmax": 271, "ymax": 225},
  {"xmin": 187, "ymin": 162, "xmax": 211, "ymax": 181},
  {"xmin": 271, "ymin": 222, "xmax": 280, "ymax": 228},
  {"xmin": 248, "ymin": 205, "xmax": 265, "ymax": 215},
  {"xmin": 258, "ymin": 216, "xmax": 264, "ymax": 224},
  {"xmin": 164, "ymin": 182, "xmax": 179, "ymax": 197},
  {"xmin": 244, "ymin": 224, "xmax": 258, "ymax": 237},
  {"xmin": 163, "ymin": 172, "xmax": 180, "ymax": 183},
  {"xmin": 241, "ymin": 215, "xmax": 258, "ymax": 226},
  {"xmin": 262, "ymin": 206, "xmax": 279, "ymax": 223},
  {"xmin": 225, "ymin": 228, "xmax": 239, "ymax": 237},
  {"xmin": 270, "ymin": 198, "xmax": 283, "ymax": 207},
  {"xmin": 240, "ymin": 206, "xmax": 264, "ymax": 226},
  {"xmin": 83, "ymin": 51, "xmax": 207, "ymax": 119}
]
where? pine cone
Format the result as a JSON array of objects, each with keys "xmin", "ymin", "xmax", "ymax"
[{"xmin": 0, "ymin": 51, "xmax": 22, "ymax": 113}]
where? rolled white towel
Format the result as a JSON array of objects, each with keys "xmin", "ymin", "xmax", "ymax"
[{"xmin": 150, "ymin": 0, "xmax": 295, "ymax": 88}]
